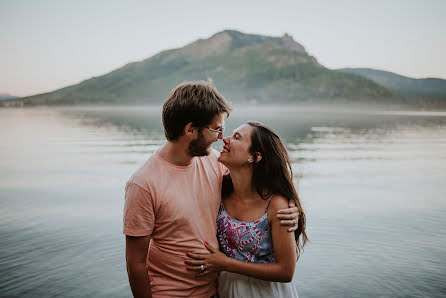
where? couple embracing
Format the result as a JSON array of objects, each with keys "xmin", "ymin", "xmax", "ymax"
[{"xmin": 123, "ymin": 82, "xmax": 308, "ymax": 298}]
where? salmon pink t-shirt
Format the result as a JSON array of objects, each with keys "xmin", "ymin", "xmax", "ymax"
[{"xmin": 123, "ymin": 150, "xmax": 226, "ymax": 298}]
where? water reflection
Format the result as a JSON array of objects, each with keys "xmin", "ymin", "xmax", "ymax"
[{"xmin": 1, "ymin": 106, "xmax": 445, "ymax": 297}]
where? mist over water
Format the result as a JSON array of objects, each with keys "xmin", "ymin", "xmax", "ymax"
[{"xmin": 1, "ymin": 105, "xmax": 445, "ymax": 297}]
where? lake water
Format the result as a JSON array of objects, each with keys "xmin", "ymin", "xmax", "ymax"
[{"xmin": 1, "ymin": 105, "xmax": 445, "ymax": 297}]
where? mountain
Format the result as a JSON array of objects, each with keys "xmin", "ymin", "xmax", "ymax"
[
  {"xmin": 338, "ymin": 68, "xmax": 446, "ymax": 105},
  {"xmin": 4, "ymin": 30, "xmax": 399, "ymax": 107},
  {"xmin": 0, "ymin": 94, "xmax": 19, "ymax": 100}
]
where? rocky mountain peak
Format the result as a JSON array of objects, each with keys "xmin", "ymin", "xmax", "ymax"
[{"xmin": 281, "ymin": 33, "xmax": 306, "ymax": 54}]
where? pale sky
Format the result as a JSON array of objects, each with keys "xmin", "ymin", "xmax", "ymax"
[{"xmin": 1, "ymin": 0, "xmax": 445, "ymax": 97}]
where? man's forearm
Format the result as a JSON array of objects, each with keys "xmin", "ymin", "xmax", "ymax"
[{"xmin": 127, "ymin": 261, "xmax": 151, "ymax": 298}]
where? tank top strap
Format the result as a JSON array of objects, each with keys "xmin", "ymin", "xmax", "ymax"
[
  {"xmin": 264, "ymin": 197, "xmax": 273, "ymax": 213},
  {"xmin": 220, "ymin": 200, "xmax": 226, "ymax": 212}
]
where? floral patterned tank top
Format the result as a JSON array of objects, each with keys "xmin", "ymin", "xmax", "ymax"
[{"xmin": 216, "ymin": 199, "xmax": 275, "ymax": 263}]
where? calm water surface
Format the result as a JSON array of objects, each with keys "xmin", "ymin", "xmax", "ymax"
[{"xmin": 1, "ymin": 106, "xmax": 445, "ymax": 297}]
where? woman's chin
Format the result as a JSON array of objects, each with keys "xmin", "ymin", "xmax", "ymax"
[{"xmin": 217, "ymin": 154, "xmax": 228, "ymax": 164}]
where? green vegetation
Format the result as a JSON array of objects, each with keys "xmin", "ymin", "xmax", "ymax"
[
  {"xmin": 338, "ymin": 68, "xmax": 446, "ymax": 107},
  {"xmin": 4, "ymin": 30, "xmax": 405, "ymax": 107}
]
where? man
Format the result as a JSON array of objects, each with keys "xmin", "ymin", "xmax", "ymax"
[{"xmin": 124, "ymin": 81, "xmax": 298, "ymax": 298}]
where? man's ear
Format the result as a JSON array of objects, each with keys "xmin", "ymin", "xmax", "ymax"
[{"xmin": 184, "ymin": 122, "xmax": 196, "ymax": 137}]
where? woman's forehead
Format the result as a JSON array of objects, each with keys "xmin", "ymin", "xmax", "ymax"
[{"xmin": 233, "ymin": 123, "xmax": 254, "ymax": 136}]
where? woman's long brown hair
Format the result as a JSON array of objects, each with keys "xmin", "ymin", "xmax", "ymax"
[{"xmin": 222, "ymin": 122, "xmax": 308, "ymax": 255}]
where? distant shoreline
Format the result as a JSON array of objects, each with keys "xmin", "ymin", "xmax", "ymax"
[{"xmin": 2, "ymin": 102, "xmax": 446, "ymax": 113}]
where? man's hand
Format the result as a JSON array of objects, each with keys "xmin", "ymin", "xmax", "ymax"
[{"xmin": 277, "ymin": 199, "xmax": 299, "ymax": 232}]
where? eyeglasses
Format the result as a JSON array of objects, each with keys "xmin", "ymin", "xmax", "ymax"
[{"xmin": 204, "ymin": 126, "xmax": 224, "ymax": 138}]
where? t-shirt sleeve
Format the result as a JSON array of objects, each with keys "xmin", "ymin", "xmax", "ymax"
[
  {"xmin": 219, "ymin": 162, "xmax": 230, "ymax": 176},
  {"xmin": 123, "ymin": 182, "xmax": 155, "ymax": 237}
]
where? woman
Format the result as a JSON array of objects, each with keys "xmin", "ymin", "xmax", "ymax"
[{"xmin": 186, "ymin": 122, "xmax": 307, "ymax": 297}]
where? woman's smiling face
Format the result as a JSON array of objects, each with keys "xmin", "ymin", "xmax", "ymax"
[{"xmin": 218, "ymin": 124, "xmax": 255, "ymax": 167}]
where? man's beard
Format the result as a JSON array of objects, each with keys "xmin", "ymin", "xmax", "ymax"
[{"xmin": 188, "ymin": 132, "xmax": 211, "ymax": 157}]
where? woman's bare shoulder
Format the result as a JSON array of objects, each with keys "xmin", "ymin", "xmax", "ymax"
[{"xmin": 269, "ymin": 194, "xmax": 289, "ymax": 211}]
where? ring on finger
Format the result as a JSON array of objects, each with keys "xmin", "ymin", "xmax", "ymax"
[{"xmin": 200, "ymin": 264, "xmax": 204, "ymax": 272}]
